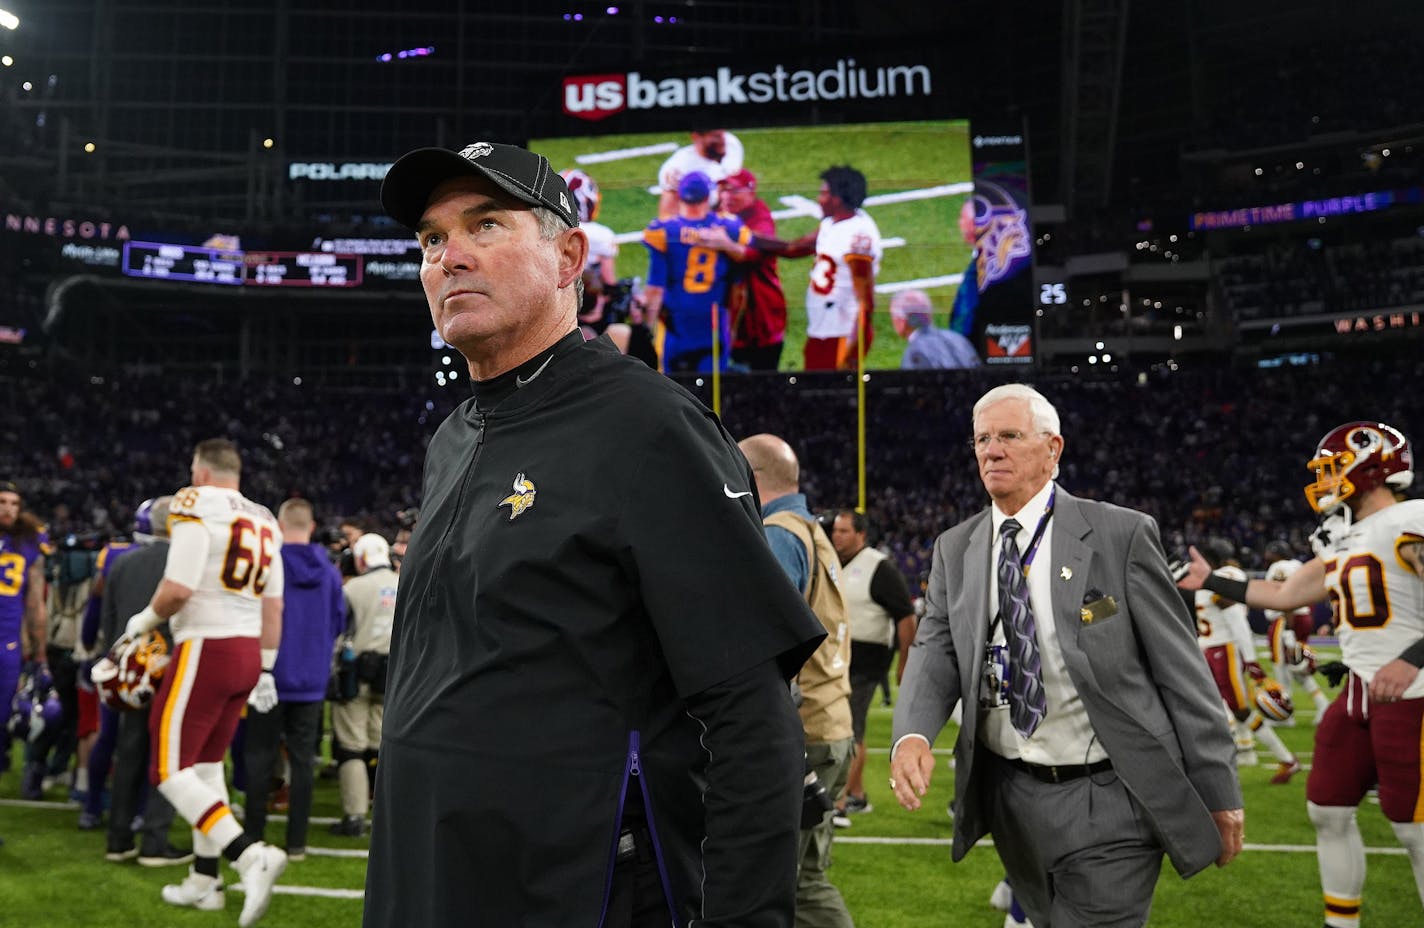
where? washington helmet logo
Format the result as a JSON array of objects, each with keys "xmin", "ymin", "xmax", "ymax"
[
  {"xmin": 461, "ymin": 142, "xmax": 494, "ymax": 160},
  {"xmin": 498, "ymin": 473, "xmax": 537, "ymax": 521}
]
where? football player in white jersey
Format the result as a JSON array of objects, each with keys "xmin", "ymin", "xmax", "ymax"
[
  {"xmin": 119, "ymin": 438, "xmax": 288, "ymax": 926},
  {"xmin": 655, "ymin": 129, "xmax": 744, "ymax": 219},
  {"xmin": 745, "ymin": 165, "xmax": 882, "ymax": 371},
  {"xmin": 1178, "ymin": 421, "xmax": 1424, "ymax": 928},
  {"xmin": 1262, "ymin": 540, "xmax": 1332, "ymax": 718},
  {"xmin": 1191, "ymin": 540, "xmax": 1300, "ymax": 782}
]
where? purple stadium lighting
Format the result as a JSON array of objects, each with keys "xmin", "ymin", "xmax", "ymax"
[
  {"xmin": 376, "ymin": 45, "xmax": 434, "ymax": 63},
  {"xmin": 606, "ymin": 5, "xmax": 619, "ymax": 13},
  {"xmin": 654, "ymin": 15, "xmax": 663, "ymax": 22}
]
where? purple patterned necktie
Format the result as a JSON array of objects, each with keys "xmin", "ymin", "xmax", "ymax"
[{"xmin": 998, "ymin": 518, "xmax": 1047, "ymax": 737}]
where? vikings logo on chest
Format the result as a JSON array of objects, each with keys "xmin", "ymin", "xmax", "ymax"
[{"xmin": 498, "ymin": 473, "xmax": 537, "ymax": 521}]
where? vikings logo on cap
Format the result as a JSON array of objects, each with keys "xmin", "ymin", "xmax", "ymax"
[
  {"xmin": 461, "ymin": 142, "xmax": 494, "ymax": 160},
  {"xmin": 499, "ymin": 473, "xmax": 537, "ymax": 521}
]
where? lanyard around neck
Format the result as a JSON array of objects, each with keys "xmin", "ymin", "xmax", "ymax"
[{"xmin": 1006, "ymin": 486, "xmax": 1055, "ymax": 577}]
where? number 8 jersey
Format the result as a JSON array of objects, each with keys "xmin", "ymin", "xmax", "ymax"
[
  {"xmin": 165, "ymin": 485, "xmax": 284, "ymax": 643},
  {"xmin": 1312, "ymin": 498, "xmax": 1424, "ymax": 695}
]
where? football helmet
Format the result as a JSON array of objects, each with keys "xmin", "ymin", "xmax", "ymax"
[
  {"xmin": 558, "ymin": 168, "xmax": 601, "ymax": 224},
  {"xmin": 91, "ymin": 631, "xmax": 172, "ymax": 711},
  {"xmin": 1288, "ymin": 642, "xmax": 1318, "ymax": 678},
  {"xmin": 134, "ymin": 497, "xmax": 157, "ymax": 537},
  {"xmin": 1305, "ymin": 421, "xmax": 1414, "ymax": 514},
  {"xmin": 7, "ymin": 668, "xmax": 62, "ymax": 742},
  {"xmin": 1252, "ymin": 678, "xmax": 1294, "ymax": 723}
]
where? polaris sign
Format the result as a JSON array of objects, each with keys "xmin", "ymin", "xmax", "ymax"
[
  {"xmin": 562, "ymin": 58, "xmax": 932, "ymax": 122},
  {"xmin": 288, "ymin": 162, "xmax": 392, "ymax": 182}
]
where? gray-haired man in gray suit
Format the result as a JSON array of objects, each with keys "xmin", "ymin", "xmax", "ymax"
[{"xmin": 889, "ymin": 383, "xmax": 1243, "ymax": 928}]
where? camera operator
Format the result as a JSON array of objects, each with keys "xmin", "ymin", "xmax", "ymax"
[
  {"xmin": 739, "ymin": 434, "xmax": 855, "ymax": 928},
  {"xmin": 329, "ymin": 533, "xmax": 397, "ymax": 837}
]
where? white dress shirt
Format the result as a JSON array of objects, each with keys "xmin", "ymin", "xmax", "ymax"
[{"xmin": 981, "ymin": 480, "xmax": 1108, "ymax": 766}]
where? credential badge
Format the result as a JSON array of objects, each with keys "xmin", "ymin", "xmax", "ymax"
[{"xmin": 498, "ymin": 472, "xmax": 537, "ymax": 521}]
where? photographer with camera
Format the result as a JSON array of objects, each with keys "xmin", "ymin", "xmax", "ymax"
[
  {"xmin": 739, "ymin": 434, "xmax": 855, "ymax": 928},
  {"xmin": 329, "ymin": 533, "xmax": 397, "ymax": 837}
]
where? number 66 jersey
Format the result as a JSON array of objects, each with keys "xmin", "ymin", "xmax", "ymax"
[
  {"xmin": 164, "ymin": 485, "xmax": 283, "ymax": 643},
  {"xmin": 1313, "ymin": 498, "xmax": 1424, "ymax": 697}
]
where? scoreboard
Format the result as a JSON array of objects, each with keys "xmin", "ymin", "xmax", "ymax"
[
  {"xmin": 122, "ymin": 241, "xmax": 244, "ymax": 285},
  {"xmin": 122, "ymin": 242, "xmax": 361, "ymax": 288},
  {"xmin": 246, "ymin": 251, "xmax": 362, "ymax": 287}
]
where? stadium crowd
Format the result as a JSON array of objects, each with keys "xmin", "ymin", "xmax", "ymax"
[{"xmin": 3, "ymin": 352, "xmax": 1416, "ymax": 589}]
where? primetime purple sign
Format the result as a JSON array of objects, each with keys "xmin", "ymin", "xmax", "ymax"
[{"xmin": 1189, "ymin": 189, "xmax": 1413, "ymax": 231}]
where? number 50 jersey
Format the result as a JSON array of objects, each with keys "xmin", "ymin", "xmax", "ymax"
[
  {"xmin": 1312, "ymin": 498, "xmax": 1424, "ymax": 695},
  {"xmin": 164, "ymin": 485, "xmax": 284, "ymax": 643}
]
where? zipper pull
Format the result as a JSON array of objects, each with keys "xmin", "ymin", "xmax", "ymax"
[{"xmin": 629, "ymin": 749, "xmax": 641, "ymax": 777}]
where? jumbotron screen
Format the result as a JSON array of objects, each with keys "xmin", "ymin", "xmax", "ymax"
[{"xmin": 530, "ymin": 120, "xmax": 976, "ymax": 373}]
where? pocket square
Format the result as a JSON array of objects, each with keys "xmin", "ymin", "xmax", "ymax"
[{"xmin": 1080, "ymin": 590, "xmax": 1119, "ymax": 624}]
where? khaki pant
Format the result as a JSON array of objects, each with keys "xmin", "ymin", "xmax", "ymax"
[
  {"xmin": 797, "ymin": 736, "xmax": 856, "ymax": 928},
  {"xmin": 331, "ymin": 683, "xmax": 384, "ymax": 816},
  {"xmin": 331, "ymin": 683, "xmax": 383, "ymax": 752}
]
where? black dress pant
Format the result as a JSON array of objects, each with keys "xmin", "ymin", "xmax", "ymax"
[
  {"xmin": 107, "ymin": 706, "xmax": 178, "ymax": 855},
  {"xmin": 243, "ymin": 699, "xmax": 322, "ymax": 851}
]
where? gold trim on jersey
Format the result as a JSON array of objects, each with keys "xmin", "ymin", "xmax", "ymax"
[{"xmin": 1395, "ymin": 532, "xmax": 1424, "ymax": 576}]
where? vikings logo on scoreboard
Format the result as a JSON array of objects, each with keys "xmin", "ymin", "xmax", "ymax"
[{"xmin": 974, "ymin": 181, "xmax": 1031, "ymax": 291}]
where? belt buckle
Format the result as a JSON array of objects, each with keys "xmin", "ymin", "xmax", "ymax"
[{"xmin": 1046, "ymin": 764, "xmax": 1062, "ymax": 784}]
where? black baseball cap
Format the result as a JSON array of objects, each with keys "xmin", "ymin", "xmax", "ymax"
[{"xmin": 380, "ymin": 141, "xmax": 578, "ymax": 231}]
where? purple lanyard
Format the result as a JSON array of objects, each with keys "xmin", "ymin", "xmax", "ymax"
[{"xmin": 1014, "ymin": 486, "xmax": 1056, "ymax": 577}]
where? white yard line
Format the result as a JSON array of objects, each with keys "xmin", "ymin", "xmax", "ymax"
[{"xmin": 575, "ymin": 142, "xmax": 679, "ymax": 165}]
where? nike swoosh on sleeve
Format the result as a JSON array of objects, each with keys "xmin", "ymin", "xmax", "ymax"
[{"xmin": 723, "ymin": 484, "xmax": 753, "ymax": 499}]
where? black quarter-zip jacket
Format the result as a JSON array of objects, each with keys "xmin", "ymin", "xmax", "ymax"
[{"xmin": 364, "ymin": 332, "xmax": 825, "ymax": 928}]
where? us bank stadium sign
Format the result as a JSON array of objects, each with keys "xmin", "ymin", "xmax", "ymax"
[{"xmin": 561, "ymin": 58, "xmax": 933, "ymax": 122}]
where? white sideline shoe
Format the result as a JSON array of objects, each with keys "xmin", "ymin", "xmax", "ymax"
[
  {"xmin": 161, "ymin": 870, "xmax": 225, "ymax": 911},
  {"xmin": 234, "ymin": 842, "xmax": 288, "ymax": 927},
  {"xmin": 989, "ymin": 879, "xmax": 1013, "ymax": 912}
]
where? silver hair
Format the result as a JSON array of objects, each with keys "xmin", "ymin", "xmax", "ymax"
[
  {"xmin": 972, "ymin": 383, "xmax": 1062, "ymax": 477},
  {"xmin": 533, "ymin": 207, "xmax": 584, "ymax": 308}
]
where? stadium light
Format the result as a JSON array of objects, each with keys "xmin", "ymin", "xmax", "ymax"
[
  {"xmin": 0, "ymin": 9, "xmax": 18, "ymax": 30},
  {"xmin": 1, "ymin": 56, "xmax": 11, "ymax": 66}
]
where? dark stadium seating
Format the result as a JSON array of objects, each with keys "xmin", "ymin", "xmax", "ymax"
[{"xmin": 5, "ymin": 358, "xmax": 1416, "ymax": 586}]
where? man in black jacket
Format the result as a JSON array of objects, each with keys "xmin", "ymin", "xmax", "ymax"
[
  {"xmin": 97, "ymin": 496, "xmax": 191, "ymax": 867},
  {"xmin": 366, "ymin": 141, "xmax": 825, "ymax": 928}
]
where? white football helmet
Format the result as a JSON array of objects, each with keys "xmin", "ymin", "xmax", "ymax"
[{"xmin": 1252, "ymin": 678, "xmax": 1294, "ymax": 723}]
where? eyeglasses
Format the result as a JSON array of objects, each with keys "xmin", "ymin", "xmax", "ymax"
[{"xmin": 969, "ymin": 429, "xmax": 1047, "ymax": 451}]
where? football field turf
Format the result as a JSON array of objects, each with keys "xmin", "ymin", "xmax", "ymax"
[{"xmin": 1, "ymin": 645, "xmax": 1418, "ymax": 926}]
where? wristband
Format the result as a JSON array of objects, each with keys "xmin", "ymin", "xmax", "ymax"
[
  {"xmin": 261, "ymin": 648, "xmax": 278, "ymax": 672},
  {"xmin": 1201, "ymin": 573, "xmax": 1248, "ymax": 604}
]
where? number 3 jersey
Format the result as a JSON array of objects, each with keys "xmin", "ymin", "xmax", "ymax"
[
  {"xmin": 165, "ymin": 485, "xmax": 284, "ymax": 643},
  {"xmin": 1312, "ymin": 498, "xmax": 1424, "ymax": 695}
]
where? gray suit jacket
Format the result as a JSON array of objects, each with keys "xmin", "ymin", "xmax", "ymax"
[{"xmin": 892, "ymin": 486, "xmax": 1241, "ymax": 878}]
